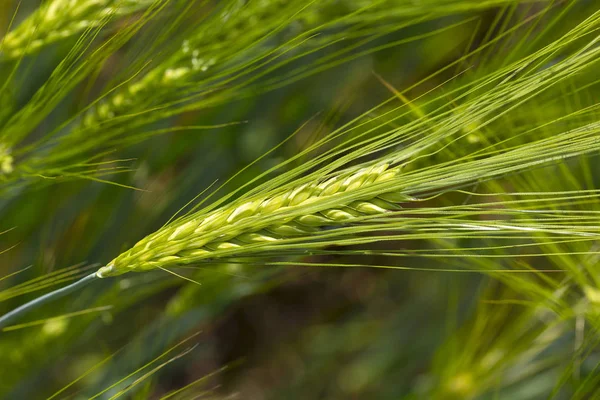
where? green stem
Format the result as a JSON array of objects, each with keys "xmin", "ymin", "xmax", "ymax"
[{"xmin": 0, "ymin": 272, "xmax": 99, "ymax": 331}]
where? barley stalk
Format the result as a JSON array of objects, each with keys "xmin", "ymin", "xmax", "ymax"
[
  {"xmin": 97, "ymin": 162, "xmax": 410, "ymax": 277},
  {"xmin": 1, "ymin": 0, "xmax": 154, "ymax": 59}
]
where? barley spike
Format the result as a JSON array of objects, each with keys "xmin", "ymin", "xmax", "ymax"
[
  {"xmin": 1, "ymin": 0, "xmax": 153, "ymax": 59},
  {"xmin": 97, "ymin": 163, "xmax": 411, "ymax": 277}
]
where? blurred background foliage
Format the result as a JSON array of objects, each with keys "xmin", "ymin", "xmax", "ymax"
[{"xmin": 1, "ymin": 0, "xmax": 600, "ymax": 399}]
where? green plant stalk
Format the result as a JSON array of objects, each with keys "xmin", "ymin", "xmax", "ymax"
[{"xmin": 0, "ymin": 273, "xmax": 98, "ymax": 330}]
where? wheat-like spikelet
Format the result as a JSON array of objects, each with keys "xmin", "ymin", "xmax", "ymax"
[
  {"xmin": 78, "ymin": 0, "xmax": 481, "ymax": 130},
  {"xmin": 77, "ymin": 0, "xmax": 306, "ymax": 130},
  {"xmin": 77, "ymin": 0, "xmax": 476, "ymax": 130},
  {"xmin": 1, "ymin": 0, "xmax": 152, "ymax": 59},
  {"xmin": 97, "ymin": 162, "xmax": 409, "ymax": 277}
]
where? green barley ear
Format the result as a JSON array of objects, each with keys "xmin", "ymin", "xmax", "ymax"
[
  {"xmin": 74, "ymin": 0, "xmax": 307, "ymax": 132},
  {"xmin": 95, "ymin": 8, "xmax": 600, "ymax": 278},
  {"xmin": 96, "ymin": 163, "xmax": 411, "ymax": 277},
  {"xmin": 1, "ymin": 0, "xmax": 155, "ymax": 59}
]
